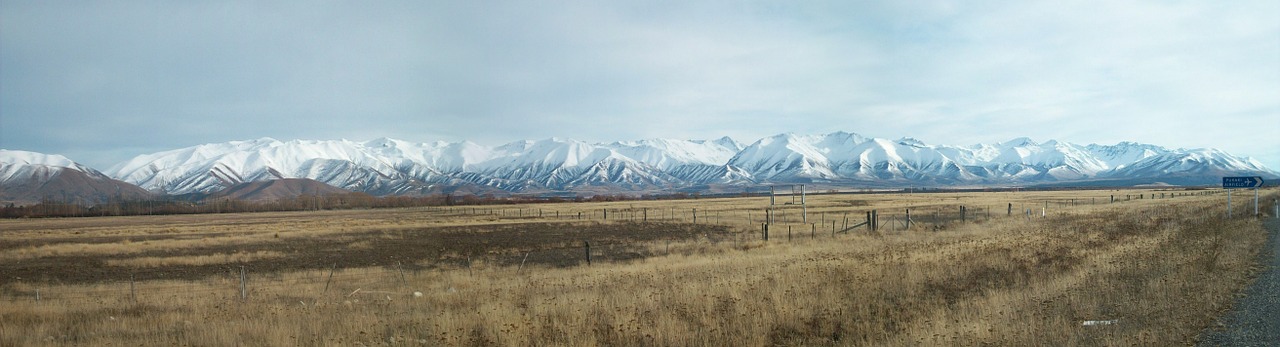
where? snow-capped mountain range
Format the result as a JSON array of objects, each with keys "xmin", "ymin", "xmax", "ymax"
[
  {"xmin": 3, "ymin": 132, "xmax": 1276, "ymax": 203},
  {"xmin": 105, "ymin": 136, "xmax": 753, "ymax": 195}
]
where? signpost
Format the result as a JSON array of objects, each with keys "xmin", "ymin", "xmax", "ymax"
[
  {"xmin": 1222, "ymin": 176, "xmax": 1264, "ymax": 189},
  {"xmin": 1223, "ymin": 177, "xmax": 1265, "ymax": 217}
]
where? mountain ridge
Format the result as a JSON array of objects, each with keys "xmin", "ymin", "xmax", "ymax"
[
  {"xmin": 0, "ymin": 149, "xmax": 153, "ymax": 205},
  {"xmin": 99, "ymin": 132, "xmax": 1278, "ymax": 195},
  {"xmin": 3, "ymin": 133, "xmax": 1274, "ymax": 205},
  {"xmin": 206, "ymin": 178, "xmax": 354, "ymax": 202}
]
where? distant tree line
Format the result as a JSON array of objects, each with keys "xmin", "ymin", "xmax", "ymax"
[{"xmin": 0, "ymin": 191, "xmax": 711, "ymax": 219}]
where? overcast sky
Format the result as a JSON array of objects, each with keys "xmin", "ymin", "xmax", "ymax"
[{"xmin": 2, "ymin": 0, "xmax": 1277, "ymax": 169}]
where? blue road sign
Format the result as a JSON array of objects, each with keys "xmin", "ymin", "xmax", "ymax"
[{"xmin": 1222, "ymin": 176, "xmax": 1264, "ymax": 188}]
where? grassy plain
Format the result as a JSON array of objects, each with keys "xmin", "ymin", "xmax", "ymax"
[{"xmin": 0, "ymin": 188, "xmax": 1275, "ymax": 345}]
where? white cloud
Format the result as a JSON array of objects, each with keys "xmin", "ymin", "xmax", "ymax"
[{"xmin": 1, "ymin": 0, "xmax": 1276, "ymax": 169}]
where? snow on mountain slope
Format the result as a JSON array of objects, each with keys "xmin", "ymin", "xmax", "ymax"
[
  {"xmin": 470, "ymin": 138, "xmax": 704, "ymax": 189},
  {"xmin": 1, "ymin": 150, "xmax": 151, "ymax": 205},
  {"xmin": 363, "ymin": 138, "xmax": 497, "ymax": 172},
  {"xmin": 0, "ymin": 149, "xmax": 80, "ymax": 168},
  {"xmin": 107, "ymin": 136, "xmax": 754, "ymax": 195},
  {"xmin": 103, "ymin": 133, "xmax": 1278, "ymax": 195},
  {"xmin": 604, "ymin": 137, "xmax": 741, "ymax": 169},
  {"xmin": 846, "ymin": 138, "xmax": 974, "ymax": 181},
  {"xmin": 970, "ymin": 139, "xmax": 1110, "ymax": 180},
  {"xmin": 732, "ymin": 133, "xmax": 976, "ymax": 183},
  {"xmin": 1085, "ymin": 142, "xmax": 1169, "ymax": 170},
  {"xmin": 1105, "ymin": 148, "xmax": 1273, "ymax": 178},
  {"xmin": 727, "ymin": 132, "xmax": 1274, "ymax": 185},
  {"xmin": 1, "ymin": 149, "xmax": 118, "ymax": 185},
  {"xmin": 107, "ymin": 139, "xmax": 431, "ymax": 195},
  {"xmin": 728, "ymin": 133, "xmax": 842, "ymax": 180}
]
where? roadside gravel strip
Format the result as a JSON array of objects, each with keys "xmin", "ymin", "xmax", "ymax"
[{"xmin": 1198, "ymin": 218, "xmax": 1280, "ymax": 346}]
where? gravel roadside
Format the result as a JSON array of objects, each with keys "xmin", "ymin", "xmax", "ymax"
[{"xmin": 1198, "ymin": 217, "xmax": 1280, "ymax": 346}]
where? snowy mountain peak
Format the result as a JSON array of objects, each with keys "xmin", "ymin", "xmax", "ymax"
[
  {"xmin": 2, "ymin": 150, "xmax": 101, "ymax": 185},
  {"xmin": 1, "ymin": 149, "xmax": 152, "ymax": 205},
  {"xmin": 364, "ymin": 137, "xmax": 403, "ymax": 148},
  {"xmin": 1003, "ymin": 137, "xmax": 1038, "ymax": 147},
  {"xmin": 711, "ymin": 136, "xmax": 743, "ymax": 151},
  {"xmin": 754, "ymin": 132, "xmax": 796, "ymax": 145},
  {"xmin": 603, "ymin": 137, "xmax": 743, "ymax": 169},
  {"xmin": 897, "ymin": 137, "xmax": 927, "ymax": 147},
  {"xmin": 240, "ymin": 137, "xmax": 280, "ymax": 146},
  {"xmin": 824, "ymin": 131, "xmax": 865, "ymax": 140},
  {"xmin": 0, "ymin": 149, "xmax": 81, "ymax": 169}
]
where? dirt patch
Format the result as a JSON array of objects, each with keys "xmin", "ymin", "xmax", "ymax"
[{"xmin": 0, "ymin": 221, "xmax": 731, "ymax": 285}]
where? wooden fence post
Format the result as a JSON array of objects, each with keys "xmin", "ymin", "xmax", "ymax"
[
  {"xmin": 864, "ymin": 212, "xmax": 870, "ymax": 231},
  {"xmin": 396, "ymin": 261, "xmax": 407, "ymax": 287},
  {"xmin": 323, "ymin": 263, "xmax": 336, "ymax": 294},
  {"xmin": 905, "ymin": 209, "xmax": 911, "ymax": 229},
  {"xmin": 872, "ymin": 210, "xmax": 878, "ymax": 231},
  {"xmin": 584, "ymin": 241, "xmax": 592, "ymax": 266},
  {"xmin": 518, "ymin": 252, "xmax": 530, "ymax": 273},
  {"xmin": 239, "ymin": 266, "xmax": 247, "ymax": 301},
  {"xmin": 131, "ymin": 274, "xmax": 137, "ymax": 304}
]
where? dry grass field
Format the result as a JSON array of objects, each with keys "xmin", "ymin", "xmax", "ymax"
[{"xmin": 1, "ymin": 188, "xmax": 1275, "ymax": 345}]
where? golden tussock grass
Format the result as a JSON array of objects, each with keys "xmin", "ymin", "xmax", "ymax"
[
  {"xmin": 0, "ymin": 234, "xmax": 267, "ymax": 261},
  {"xmin": 101, "ymin": 251, "xmax": 288, "ymax": 268},
  {"xmin": 0, "ymin": 188, "xmax": 1274, "ymax": 346}
]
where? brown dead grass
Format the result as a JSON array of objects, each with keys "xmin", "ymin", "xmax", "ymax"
[{"xmin": 0, "ymin": 188, "xmax": 1273, "ymax": 346}]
